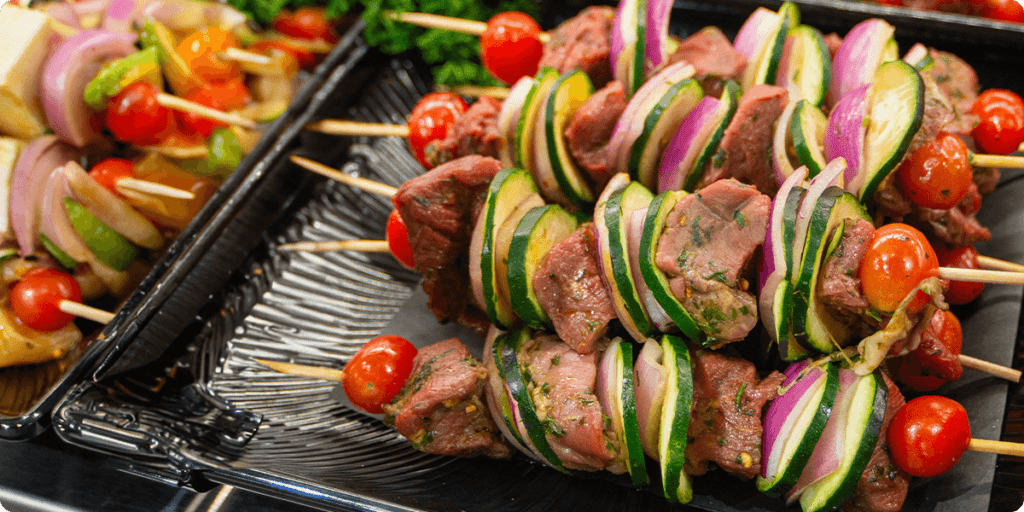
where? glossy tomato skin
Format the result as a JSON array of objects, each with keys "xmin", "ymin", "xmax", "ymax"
[
  {"xmin": 10, "ymin": 268, "xmax": 83, "ymax": 332},
  {"xmin": 888, "ymin": 396, "xmax": 971, "ymax": 478},
  {"xmin": 273, "ymin": 7, "xmax": 337, "ymax": 42},
  {"xmin": 105, "ymin": 82, "xmax": 175, "ymax": 146},
  {"xmin": 342, "ymin": 335, "xmax": 417, "ymax": 414},
  {"xmin": 177, "ymin": 27, "xmax": 242, "ymax": 83},
  {"xmin": 89, "ymin": 158, "xmax": 136, "ymax": 195},
  {"xmin": 936, "ymin": 244, "xmax": 985, "ymax": 304},
  {"xmin": 897, "ymin": 132, "xmax": 972, "ymax": 210},
  {"xmin": 983, "ymin": 0, "xmax": 1024, "ymax": 22},
  {"xmin": 899, "ymin": 310, "xmax": 964, "ymax": 392},
  {"xmin": 176, "ymin": 80, "xmax": 252, "ymax": 138},
  {"xmin": 386, "ymin": 210, "xmax": 416, "ymax": 270},
  {"xmin": 407, "ymin": 92, "xmax": 467, "ymax": 168},
  {"xmin": 971, "ymin": 89, "xmax": 1024, "ymax": 155},
  {"xmin": 859, "ymin": 223, "xmax": 939, "ymax": 313},
  {"xmin": 480, "ymin": 11, "xmax": 544, "ymax": 85}
]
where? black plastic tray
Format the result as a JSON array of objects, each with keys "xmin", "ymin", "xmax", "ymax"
[{"xmin": 0, "ymin": 17, "xmax": 367, "ymax": 441}]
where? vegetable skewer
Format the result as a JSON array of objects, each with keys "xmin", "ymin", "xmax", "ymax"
[{"xmin": 386, "ymin": 11, "xmax": 551, "ymax": 43}]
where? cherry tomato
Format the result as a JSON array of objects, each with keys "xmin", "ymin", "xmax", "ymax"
[
  {"xmin": 971, "ymin": 89, "xmax": 1024, "ymax": 155},
  {"xmin": 88, "ymin": 158, "xmax": 136, "ymax": 195},
  {"xmin": 936, "ymin": 244, "xmax": 985, "ymax": 304},
  {"xmin": 105, "ymin": 82, "xmax": 176, "ymax": 146},
  {"xmin": 888, "ymin": 396, "xmax": 971, "ymax": 477},
  {"xmin": 480, "ymin": 11, "xmax": 544, "ymax": 85},
  {"xmin": 859, "ymin": 223, "xmax": 939, "ymax": 313},
  {"xmin": 176, "ymin": 80, "xmax": 252, "ymax": 138},
  {"xmin": 897, "ymin": 132, "xmax": 973, "ymax": 210},
  {"xmin": 272, "ymin": 7, "xmax": 338, "ymax": 42},
  {"xmin": 982, "ymin": 0, "xmax": 1024, "ymax": 22},
  {"xmin": 898, "ymin": 359, "xmax": 947, "ymax": 393},
  {"xmin": 407, "ymin": 92, "xmax": 467, "ymax": 169},
  {"xmin": 386, "ymin": 210, "xmax": 416, "ymax": 270},
  {"xmin": 898, "ymin": 310, "xmax": 964, "ymax": 391},
  {"xmin": 177, "ymin": 26, "xmax": 242, "ymax": 83},
  {"xmin": 342, "ymin": 335, "xmax": 418, "ymax": 414},
  {"xmin": 10, "ymin": 268, "xmax": 83, "ymax": 332}
]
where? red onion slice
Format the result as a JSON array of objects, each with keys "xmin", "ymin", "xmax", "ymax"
[
  {"xmin": 39, "ymin": 165, "xmax": 90, "ymax": 263},
  {"xmin": 762, "ymin": 361, "xmax": 822, "ymax": 478},
  {"xmin": 734, "ymin": 7, "xmax": 777, "ymax": 59},
  {"xmin": 628, "ymin": 208, "xmax": 673, "ymax": 331},
  {"xmin": 610, "ymin": 0, "xmax": 639, "ymax": 85},
  {"xmin": 829, "ymin": 19, "xmax": 894, "ymax": 106},
  {"xmin": 497, "ymin": 77, "xmax": 534, "ymax": 167},
  {"xmin": 103, "ymin": 0, "xmax": 141, "ymax": 33},
  {"xmin": 645, "ymin": 0, "xmax": 674, "ymax": 74},
  {"xmin": 11, "ymin": 137, "xmax": 82, "ymax": 256},
  {"xmin": 772, "ymin": 100, "xmax": 799, "ymax": 186},
  {"xmin": 758, "ymin": 165, "xmax": 807, "ymax": 291},
  {"xmin": 658, "ymin": 96, "xmax": 720, "ymax": 193},
  {"xmin": 824, "ymin": 85, "xmax": 870, "ymax": 192},
  {"xmin": 633, "ymin": 339, "xmax": 667, "ymax": 459}
]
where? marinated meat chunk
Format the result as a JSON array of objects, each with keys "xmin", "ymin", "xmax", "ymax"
[
  {"xmin": 685, "ymin": 348, "xmax": 785, "ymax": 480},
  {"xmin": 924, "ymin": 49, "xmax": 980, "ymax": 136},
  {"xmin": 425, "ymin": 96, "xmax": 504, "ymax": 167},
  {"xmin": 385, "ymin": 338, "xmax": 510, "ymax": 459},
  {"xmin": 820, "ymin": 219, "xmax": 875, "ymax": 316},
  {"xmin": 655, "ymin": 179, "xmax": 771, "ymax": 346},
  {"xmin": 699, "ymin": 85, "xmax": 789, "ymax": 197},
  {"xmin": 841, "ymin": 373, "xmax": 910, "ymax": 512},
  {"xmin": 907, "ymin": 76, "xmax": 956, "ymax": 156},
  {"xmin": 393, "ymin": 155, "xmax": 502, "ymax": 335},
  {"xmin": 974, "ymin": 166, "xmax": 1000, "ymax": 196},
  {"xmin": 659, "ymin": 26, "xmax": 747, "ymax": 97},
  {"xmin": 519, "ymin": 333, "xmax": 618, "ymax": 471},
  {"xmin": 533, "ymin": 223, "xmax": 617, "ymax": 355},
  {"xmin": 904, "ymin": 309, "xmax": 964, "ymax": 382},
  {"xmin": 538, "ymin": 6, "xmax": 615, "ymax": 88},
  {"xmin": 824, "ymin": 33, "xmax": 843, "ymax": 61},
  {"xmin": 873, "ymin": 172, "xmax": 915, "ymax": 220},
  {"xmin": 565, "ymin": 81, "xmax": 627, "ymax": 189},
  {"xmin": 910, "ymin": 182, "xmax": 991, "ymax": 247}
]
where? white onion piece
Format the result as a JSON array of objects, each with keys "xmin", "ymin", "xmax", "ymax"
[
  {"xmin": 762, "ymin": 361, "xmax": 822, "ymax": 478},
  {"xmin": 633, "ymin": 339, "xmax": 667, "ymax": 459},
  {"xmin": 42, "ymin": 30, "xmax": 138, "ymax": 147},
  {"xmin": 628, "ymin": 208, "xmax": 673, "ymax": 331},
  {"xmin": 497, "ymin": 77, "xmax": 534, "ymax": 167},
  {"xmin": 733, "ymin": 7, "xmax": 778, "ymax": 59},
  {"xmin": 824, "ymin": 85, "xmax": 870, "ymax": 192},
  {"xmin": 10, "ymin": 137, "xmax": 81, "ymax": 256},
  {"xmin": 658, "ymin": 96, "xmax": 720, "ymax": 193},
  {"xmin": 829, "ymin": 19, "xmax": 894, "ymax": 106},
  {"xmin": 787, "ymin": 369, "xmax": 859, "ymax": 503}
]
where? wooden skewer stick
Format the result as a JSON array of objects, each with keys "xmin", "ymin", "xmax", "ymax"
[
  {"xmin": 254, "ymin": 359, "xmax": 345, "ymax": 382},
  {"xmin": 218, "ymin": 47, "xmax": 272, "ymax": 65},
  {"xmin": 279, "ymin": 239, "xmax": 390, "ymax": 253},
  {"xmin": 116, "ymin": 178, "xmax": 196, "ymax": 200},
  {"xmin": 306, "ymin": 119, "xmax": 410, "ymax": 138},
  {"xmin": 58, "ymin": 300, "xmax": 115, "ymax": 325},
  {"xmin": 435, "ymin": 84, "xmax": 510, "ymax": 99},
  {"xmin": 958, "ymin": 354, "xmax": 1022, "ymax": 382},
  {"xmin": 386, "ymin": 11, "xmax": 551, "ymax": 43},
  {"xmin": 937, "ymin": 267, "xmax": 1024, "ymax": 285},
  {"xmin": 289, "ymin": 156, "xmax": 399, "ymax": 198},
  {"xmin": 968, "ymin": 438, "xmax": 1024, "ymax": 457},
  {"xmin": 969, "ymin": 153, "xmax": 1024, "ymax": 169},
  {"xmin": 977, "ymin": 255, "xmax": 1024, "ymax": 273},
  {"xmin": 156, "ymin": 93, "xmax": 258, "ymax": 130}
]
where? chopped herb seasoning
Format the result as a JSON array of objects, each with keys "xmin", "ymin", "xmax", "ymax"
[
  {"xmin": 551, "ymin": 355, "xmax": 560, "ymax": 366},
  {"xmin": 734, "ymin": 210, "xmax": 745, "ymax": 228},
  {"xmin": 735, "ymin": 383, "xmax": 747, "ymax": 411},
  {"xmin": 712, "ymin": 148, "xmax": 727, "ymax": 168},
  {"xmin": 705, "ymin": 270, "xmax": 729, "ymax": 284}
]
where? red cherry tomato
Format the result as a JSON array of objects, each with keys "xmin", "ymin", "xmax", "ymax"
[
  {"xmin": 386, "ymin": 210, "xmax": 416, "ymax": 270},
  {"xmin": 10, "ymin": 268, "xmax": 83, "ymax": 332},
  {"xmin": 105, "ymin": 82, "xmax": 176, "ymax": 146},
  {"xmin": 898, "ymin": 310, "xmax": 964, "ymax": 391},
  {"xmin": 859, "ymin": 223, "xmax": 939, "ymax": 313},
  {"xmin": 480, "ymin": 11, "xmax": 544, "ymax": 85},
  {"xmin": 898, "ymin": 360, "xmax": 946, "ymax": 393},
  {"xmin": 272, "ymin": 7, "xmax": 338, "ymax": 42},
  {"xmin": 897, "ymin": 132, "xmax": 973, "ymax": 210},
  {"xmin": 88, "ymin": 158, "xmax": 136, "ymax": 195},
  {"xmin": 888, "ymin": 396, "xmax": 971, "ymax": 478},
  {"xmin": 342, "ymin": 335, "xmax": 418, "ymax": 414},
  {"xmin": 176, "ymin": 80, "xmax": 252, "ymax": 138},
  {"xmin": 982, "ymin": 0, "xmax": 1024, "ymax": 22},
  {"xmin": 971, "ymin": 89, "xmax": 1024, "ymax": 155},
  {"xmin": 406, "ymin": 92, "xmax": 467, "ymax": 168},
  {"xmin": 936, "ymin": 244, "xmax": 985, "ymax": 304},
  {"xmin": 177, "ymin": 27, "xmax": 242, "ymax": 83}
]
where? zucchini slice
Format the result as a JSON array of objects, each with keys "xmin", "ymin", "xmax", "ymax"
[
  {"xmin": 857, "ymin": 60, "xmax": 924, "ymax": 202},
  {"xmin": 595, "ymin": 174, "xmax": 655, "ymax": 341},
  {"xmin": 542, "ymin": 70, "xmax": 595, "ymax": 206},
  {"xmin": 779, "ymin": 25, "xmax": 831, "ymax": 108},
  {"xmin": 627, "ymin": 78, "xmax": 704, "ymax": 190},
  {"xmin": 507, "ymin": 204, "xmax": 580, "ymax": 329},
  {"xmin": 597, "ymin": 339, "xmax": 649, "ymax": 486},
  {"xmin": 741, "ymin": 2, "xmax": 794, "ymax": 91},
  {"xmin": 485, "ymin": 328, "xmax": 533, "ymax": 454},
  {"xmin": 500, "ymin": 326, "xmax": 569, "ymax": 473},
  {"xmin": 791, "ymin": 100, "xmax": 829, "ymax": 178},
  {"xmin": 515, "ymin": 68, "xmax": 559, "ymax": 173},
  {"xmin": 775, "ymin": 186, "xmax": 811, "ymax": 361},
  {"xmin": 477, "ymin": 168, "xmax": 540, "ymax": 329},
  {"xmin": 658, "ymin": 334, "xmax": 694, "ymax": 504},
  {"xmin": 638, "ymin": 191, "xmax": 701, "ymax": 341},
  {"xmin": 790, "ymin": 188, "xmax": 871, "ymax": 353},
  {"xmin": 678, "ymin": 81, "xmax": 740, "ymax": 193}
]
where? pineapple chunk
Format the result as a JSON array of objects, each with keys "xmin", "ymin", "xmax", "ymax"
[{"xmin": 0, "ymin": 136, "xmax": 25, "ymax": 240}]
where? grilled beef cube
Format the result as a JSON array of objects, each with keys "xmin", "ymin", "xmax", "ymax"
[
  {"xmin": 533, "ymin": 223, "xmax": 617, "ymax": 355},
  {"xmin": 907, "ymin": 76, "xmax": 956, "ymax": 156},
  {"xmin": 699, "ymin": 85, "xmax": 789, "ymax": 197},
  {"xmin": 685, "ymin": 348, "xmax": 785, "ymax": 480},
  {"xmin": 384, "ymin": 338, "xmax": 510, "ymax": 459},
  {"xmin": 841, "ymin": 373, "xmax": 910, "ymax": 512},
  {"xmin": 425, "ymin": 96, "xmax": 504, "ymax": 168},
  {"xmin": 659, "ymin": 26, "xmax": 747, "ymax": 97},
  {"xmin": 818, "ymin": 218, "xmax": 881, "ymax": 336},
  {"xmin": 565, "ymin": 81, "xmax": 627, "ymax": 190},
  {"xmin": 538, "ymin": 6, "xmax": 615, "ymax": 88},
  {"xmin": 655, "ymin": 179, "xmax": 771, "ymax": 347},
  {"xmin": 393, "ymin": 155, "xmax": 502, "ymax": 336},
  {"xmin": 518, "ymin": 333, "xmax": 618, "ymax": 471},
  {"xmin": 909, "ymin": 182, "xmax": 991, "ymax": 247},
  {"xmin": 924, "ymin": 49, "xmax": 980, "ymax": 136},
  {"xmin": 974, "ymin": 166, "xmax": 1000, "ymax": 196}
]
